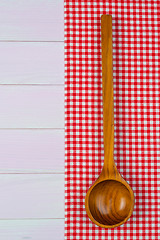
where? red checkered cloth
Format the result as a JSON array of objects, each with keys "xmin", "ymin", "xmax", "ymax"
[{"xmin": 64, "ymin": 1, "xmax": 160, "ymax": 239}]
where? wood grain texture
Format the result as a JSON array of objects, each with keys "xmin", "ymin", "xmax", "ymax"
[
  {"xmin": 0, "ymin": 129, "xmax": 64, "ymax": 173},
  {"xmin": 101, "ymin": 15, "xmax": 116, "ymax": 177},
  {"xmin": 0, "ymin": 219, "xmax": 64, "ymax": 240},
  {"xmin": 0, "ymin": 0, "xmax": 63, "ymax": 41},
  {"xmin": 0, "ymin": 174, "xmax": 64, "ymax": 218},
  {"xmin": 0, "ymin": 42, "xmax": 64, "ymax": 84},
  {"xmin": 85, "ymin": 15, "xmax": 134, "ymax": 229},
  {"xmin": 88, "ymin": 180, "xmax": 132, "ymax": 226},
  {"xmin": 0, "ymin": 85, "xmax": 64, "ymax": 128}
]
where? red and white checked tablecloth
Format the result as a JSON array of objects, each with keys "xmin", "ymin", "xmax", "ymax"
[{"xmin": 64, "ymin": 1, "xmax": 160, "ymax": 239}]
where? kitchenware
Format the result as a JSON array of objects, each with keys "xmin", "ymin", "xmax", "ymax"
[{"xmin": 85, "ymin": 14, "xmax": 134, "ymax": 228}]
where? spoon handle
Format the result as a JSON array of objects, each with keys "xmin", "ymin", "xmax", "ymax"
[{"xmin": 101, "ymin": 15, "xmax": 116, "ymax": 176}]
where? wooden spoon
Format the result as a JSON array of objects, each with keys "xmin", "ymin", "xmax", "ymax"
[{"xmin": 85, "ymin": 15, "xmax": 134, "ymax": 228}]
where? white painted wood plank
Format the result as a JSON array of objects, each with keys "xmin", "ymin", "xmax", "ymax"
[
  {"xmin": 0, "ymin": 174, "xmax": 64, "ymax": 218},
  {"xmin": 0, "ymin": 219, "xmax": 64, "ymax": 240},
  {"xmin": 0, "ymin": 85, "xmax": 64, "ymax": 128},
  {"xmin": 0, "ymin": 0, "xmax": 63, "ymax": 41},
  {"xmin": 0, "ymin": 42, "xmax": 64, "ymax": 84},
  {"xmin": 0, "ymin": 129, "xmax": 64, "ymax": 173}
]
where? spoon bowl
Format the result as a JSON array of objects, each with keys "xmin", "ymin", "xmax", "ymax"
[
  {"xmin": 85, "ymin": 15, "xmax": 134, "ymax": 228},
  {"xmin": 86, "ymin": 178, "xmax": 134, "ymax": 228}
]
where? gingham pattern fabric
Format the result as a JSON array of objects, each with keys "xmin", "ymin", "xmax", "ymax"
[{"xmin": 64, "ymin": 1, "xmax": 160, "ymax": 239}]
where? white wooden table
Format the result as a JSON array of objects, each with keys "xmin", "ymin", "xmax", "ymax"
[{"xmin": 0, "ymin": 1, "xmax": 64, "ymax": 239}]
